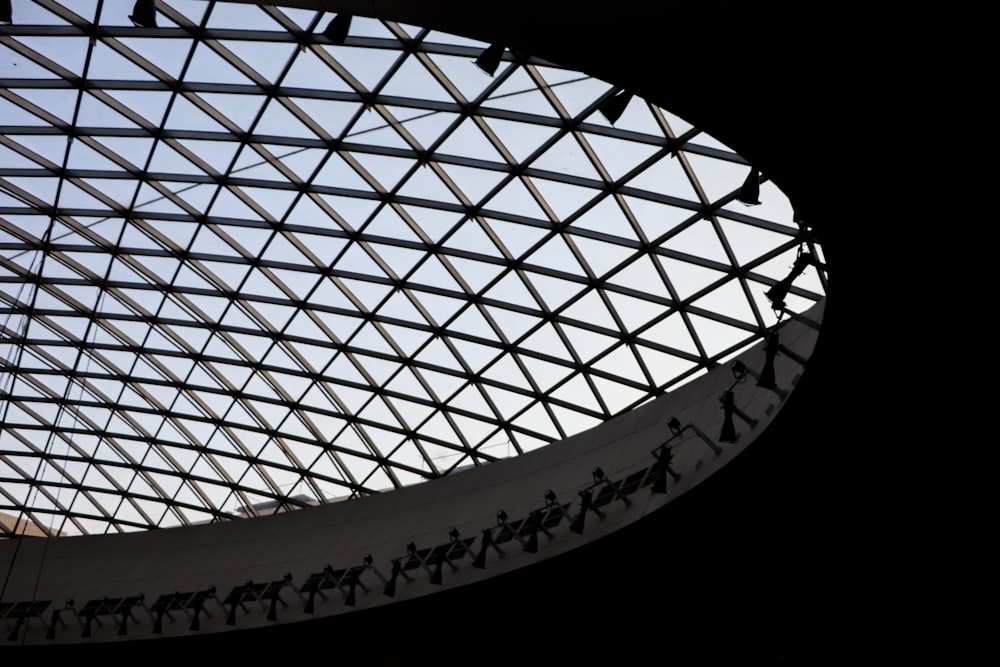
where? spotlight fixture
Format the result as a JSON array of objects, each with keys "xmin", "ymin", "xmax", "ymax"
[
  {"xmin": 667, "ymin": 416, "xmax": 682, "ymax": 435},
  {"xmin": 523, "ymin": 510, "xmax": 542, "ymax": 554},
  {"xmin": 362, "ymin": 554, "xmax": 390, "ymax": 596},
  {"xmin": 150, "ymin": 593, "xmax": 178, "ymax": 635},
  {"xmin": 737, "ymin": 167, "xmax": 760, "ymax": 205},
  {"xmin": 592, "ymin": 466, "xmax": 631, "ymax": 507},
  {"xmin": 343, "ymin": 570, "xmax": 363, "ymax": 607},
  {"xmin": 187, "ymin": 586, "xmax": 216, "ymax": 632},
  {"xmin": 116, "ymin": 595, "xmax": 143, "ymax": 636},
  {"xmin": 720, "ymin": 390, "xmax": 738, "ymax": 443},
  {"xmin": 303, "ymin": 588, "xmax": 317, "ymax": 615},
  {"xmin": 651, "ymin": 444, "xmax": 681, "ymax": 494},
  {"xmin": 598, "ymin": 90, "xmax": 633, "ymax": 124},
  {"xmin": 569, "ymin": 489, "xmax": 593, "ymax": 534},
  {"xmin": 301, "ymin": 567, "xmax": 333, "ymax": 615},
  {"xmin": 495, "ymin": 509, "xmax": 530, "ymax": 550},
  {"xmin": 758, "ymin": 329, "xmax": 779, "ymax": 389},
  {"xmin": 324, "ymin": 13, "xmax": 352, "ymax": 45},
  {"xmin": 1, "ymin": 0, "xmax": 11, "ymax": 25},
  {"xmin": 543, "ymin": 489, "xmax": 577, "ymax": 527},
  {"xmin": 79, "ymin": 597, "xmax": 110, "ymax": 638},
  {"xmin": 765, "ymin": 248, "xmax": 824, "ymax": 311},
  {"xmin": 473, "ymin": 527, "xmax": 504, "ymax": 568},
  {"xmin": 475, "ymin": 43, "xmax": 506, "ymax": 75},
  {"xmin": 267, "ymin": 576, "xmax": 288, "ymax": 621},
  {"xmin": 383, "ymin": 559, "xmax": 405, "ymax": 597},
  {"xmin": 129, "ymin": 0, "xmax": 158, "ymax": 28},
  {"xmin": 225, "ymin": 597, "xmax": 239, "ymax": 626}
]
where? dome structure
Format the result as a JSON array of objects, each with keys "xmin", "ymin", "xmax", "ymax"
[
  {"xmin": 0, "ymin": 0, "xmax": 825, "ymax": 540},
  {"xmin": 11, "ymin": 3, "xmax": 958, "ymax": 661}
]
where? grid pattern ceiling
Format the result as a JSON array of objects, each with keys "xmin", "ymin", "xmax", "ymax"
[{"xmin": 0, "ymin": 0, "xmax": 826, "ymax": 537}]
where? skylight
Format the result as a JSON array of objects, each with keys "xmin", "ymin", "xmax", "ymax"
[{"xmin": 0, "ymin": 0, "xmax": 826, "ymax": 537}]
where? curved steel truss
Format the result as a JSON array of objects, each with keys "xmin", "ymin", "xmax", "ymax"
[{"xmin": 0, "ymin": 0, "xmax": 826, "ymax": 537}]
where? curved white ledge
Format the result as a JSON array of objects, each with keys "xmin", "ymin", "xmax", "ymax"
[{"xmin": 0, "ymin": 299, "xmax": 821, "ymax": 645}]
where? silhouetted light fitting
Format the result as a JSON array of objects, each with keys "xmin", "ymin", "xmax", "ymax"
[
  {"xmin": 667, "ymin": 416, "xmax": 682, "ymax": 435},
  {"xmin": 765, "ymin": 249, "xmax": 822, "ymax": 310},
  {"xmin": 266, "ymin": 574, "xmax": 292, "ymax": 621},
  {"xmin": 45, "ymin": 606, "xmax": 65, "ymax": 640},
  {"xmin": 116, "ymin": 595, "xmax": 142, "ymax": 636},
  {"xmin": 324, "ymin": 13, "xmax": 352, "ymax": 45},
  {"xmin": 129, "ymin": 0, "xmax": 158, "ymax": 28},
  {"xmin": 495, "ymin": 509, "xmax": 530, "ymax": 550},
  {"xmin": 430, "ymin": 556, "xmax": 444, "ymax": 585},
  {"xmin": 523, "ymin": 510, "xmax": 542, "ymax": 553},
  {"xmin": 384, "ymin": 559, "xmax": 402, "ymax": 597},
  {"xmin": 651, "ymin": 444, "xmax": 682, "ymax": 494},
  {"xmin": 431, "ymin": 530, "xmax": 460, "ymax": 584},
  {"xmin": 408, "ymin": 542, "xmax": 440, "ymax": 584},
  {"xmin": 151, "ymin": 593, "xmax": 176, "ymax": 634},
  {"xmin": 1, "ymin": 0, "xmax": 12, "ymax": 25},
  {"xmin": 543, "ymin": 489, "xmax": 577, "ymax": 527},
  {"xmin": 720, "ymin": 390, "xmax": 738, "ymax": 442},
  {"xmin": 474, "ymin": 43, "xmax": 506, "ymax": 75},
  {"xmin": 473, "ymin": 527, "xmax": 503, "ymax": 568},
  {"xmin": 598, "ymin": 90, "xmax": 633, "ymax": 124},
  {"xmin": 738, "ymin": 167, "xmax": 761, "ymax": 205},
  {"xmin": 363, "ymin": 554, "xmax": 390, "ymax": 595},
  {"xmin": 225, "ymin": 597, "xmax": 238, "ymax": 625},
  {"xmin": 569, "ymin": 489, "xmax": 593, "ymax": 534},
  {"xmin": 344, "ymin": 573, "xmax": 360, "ymax": 606},
  {"xmin": 593, "ymin": 466, "xmax": 631, "ymax": 507},
  {"xmin": 758, "ymin": 329, "xmax": 779, "ymax": 389},
  {"xmin": 187, "ymin": 586, "xmax": 215, "ymax": 631}
]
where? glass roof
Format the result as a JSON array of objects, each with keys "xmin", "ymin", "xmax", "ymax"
[{"xmin": 0, "ymin": 0, "xmax": 826, "ymax": 537}]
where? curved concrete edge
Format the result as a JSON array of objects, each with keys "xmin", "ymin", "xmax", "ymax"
[{"xmin": 0, "ymin": 299, "xmax": 822, "ymax": 645}]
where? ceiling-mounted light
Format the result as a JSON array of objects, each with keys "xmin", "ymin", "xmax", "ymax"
[
  {"xmin": 598, "ymin": 90, "xmax": 633, "ymax": 124},
  {"xmin": 738, "ymin": 167, "xmax": 761, "ymax": 205},
  {"xmin": 129, "ymin": 0, "xmax": 158, "ymax": 28},
  {"xmin": 758, "ymin": 329, "xmax": 779, "ymax": 389},
  {"xmin": 719, "ymin": 390, "xmax": 738, "ymax": 442},
  {"xmin": 765, "ymin": 248, "xmax": 824, "ymax": 311},
  {"xmin": 473, "ymin": 527, "xmax": 504, "ymax": 568},
  {"xmin": 569, "ymin": 489, "xmax": 593, "ymax": 534},
  {"xmin": 324, "ymin": 13, "xmax": 352, "ymax": 45},
  {"xmin": 475, "ymin": 43, "xmax": 506, "ymax": 76}
]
